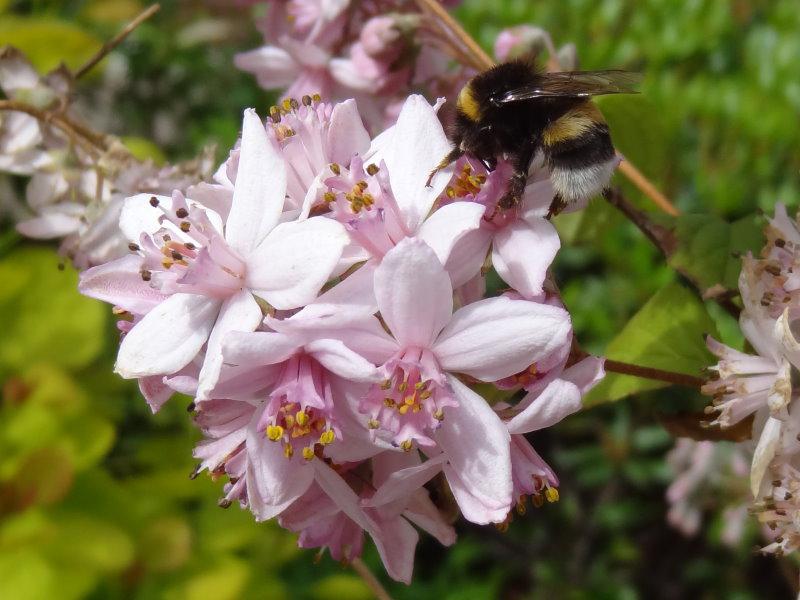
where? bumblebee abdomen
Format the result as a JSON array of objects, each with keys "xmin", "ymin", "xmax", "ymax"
[{"xmin": 543, "ymin": 100, "xmax": 617, "ymax": 202}]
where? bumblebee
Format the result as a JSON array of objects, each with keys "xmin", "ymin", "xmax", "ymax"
[{"xmin": 428, "ymin": 61, "xmax": 641, "ymax": 214}]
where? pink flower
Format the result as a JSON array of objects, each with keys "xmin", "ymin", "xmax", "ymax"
[
  {"xmin": 271, "ymin": 237, "xmax": 572, "ymax": 523},
  {"xmin": 79, "ymin": 109, "xmax": 349, "ymax": 400}
]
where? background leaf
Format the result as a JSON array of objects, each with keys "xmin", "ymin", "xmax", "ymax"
[{"xmin": 585, "ymin": 282, "xmax": 717, "ymax": 406}]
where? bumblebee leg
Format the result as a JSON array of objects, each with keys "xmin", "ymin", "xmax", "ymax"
[
  {"xmin": 498, "ymin": 141, "xmax": 537, "ymax": 208},
  {"xmin": 546, "ymin": 193, "xmax": 567, "ymax": 218},
  {"xmin": 426, "ymin": 147, "xmax": 464, "ymax": 188}
]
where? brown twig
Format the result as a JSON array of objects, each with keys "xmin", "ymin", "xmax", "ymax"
[
  {"xmin": 413, "ymin": 0, "xmax": 493, "ymax": 71},
  {"xmin": 74, "ymin": 4, "xmax": 161, "ymax": 79},
  {"xmin": 617, "ymin": 158, "xmax": 680, "ymax": 216},
  {"xmin": 351, "ymin": 558, "xmax": 393, "ymax": 600},
  {"xmin": 604, "ymin": 359, "xmax": 704, "ymax": 389}
]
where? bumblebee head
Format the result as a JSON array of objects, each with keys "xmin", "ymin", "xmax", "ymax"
[{"xmin": 456, "ymin": 80, "xmax": 481, "ymax": 122}]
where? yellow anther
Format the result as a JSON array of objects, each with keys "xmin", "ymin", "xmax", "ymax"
[
  {"xmin": 446, "ymin": 187, "xmax": 456, "ymax": 198},
  {"xmin": 302, "ymin": 447, "xmax": 315, "ymax": 460},
  {"xmin": 295, "ymin": 410, "xmax": 309, "ymax": 426},
  {"xmin": 415, "ymin": 381, "xmax": 426, "ymax": 390},
  {"xmin": 433, "ymin": 408, "xmax": 444, "ymax": 421},
  {"xmin": 398, "ymin": 381, "xmax": 408, "ymax": 392},
  {"xmin": 329, "ymin": 163, "xmax": 341, "ymax": 175},
  {"xmin": 516, "ymin": 497, "xmax": 527, "ymax": 515},
  {"xmin": 380, "ymin": 379, "xmax": 392, "ymax": 390},
  {"xmin": 532, "ymin": 494, "xmax": 544, "ymax": 508},
  {"xmin": 495, "ymin": 521, "xmax": 509, "ymax": 533},
  {"xmin": 283, "ymin": 443, "xmax": 294, "ymax": 458},
  {"xmin": 420, "ymin": 390, "xmax": 432, "ymax": 400},
  {"xmin": 367, "ymin": 418, "xmax": 380, "ymax": 429},
  {"xmin": 319, "ymin": 430, "xmax": 335, "ymax": 445},
  {"xmin": 366, "ymin": 163, "xmax": 379, "ymax": 175},
  {"xmin": 398, "ymin": 404, "xmax": 410, "ymax": 415},
  {"xmin": 400, "ymin": 440, "xmax": 413, "ymax": 452},
  {"xmin": 412, "ymin": 405, "xmax": 421, "ymax": 413},
  {"xmin": 312, "ymin": 93, "xmax": 322, "ymax": 103},
  {"xmin": 383, "ymin": 397, "xmax": 396, "ymax": 408},
  {"xmin": 404, "ymin": 395, "xmax": 416, "ymax": 406},
  {"xmin": 324, "ymin": 191, "xmax": 336, "ymax": 203},
  {"xmin": 356, "ymin": 180, "xmax": 368, "ymax": 191},
  {"xmin": 302, "ymin": 94, "xmax": 312, "ymax": 106},
  {"xmin": 545, "ymin": 487, "xmax": 559, "ymax": 503},
  {"xmin": 266, "ymin": 425, "xmax": 284, "ymax": 441},
  {"xmin": 282, "ymin": 98, "xmax": 294, "ymax": 111},
  {"xmin": 284, "ymin": 414, "xmax": 295, "ymax": 429}
]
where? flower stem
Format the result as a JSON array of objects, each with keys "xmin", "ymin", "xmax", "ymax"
[
  {"xmin": 351, "ymin": 558, "xmax": 394, "ymax": 600},
  {"xmin": 616, "ymin": 158, "xmax": 680, "ymax": 216},
  {"xmin": 604, "ymin": 359, "xmax": 704, "ymax": 389},
  {"xmin": 74, "ymin": 4, "xmax": 161, "ymax": 79}
]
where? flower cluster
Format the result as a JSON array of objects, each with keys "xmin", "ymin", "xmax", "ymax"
[
  {"xmin": 702, "ymin": 204, "xmax": 800, "ymax": 555},
  {"xmin": 0, "ymin": 46, "xmax": 213, "ymax": 269},
  {"xmin": 234, "ymin": 0, "xmax": 473, "ymax": 131},
  {"xmin": 77, "ymin": 93, "xmax": 603, "ymax": 581}
]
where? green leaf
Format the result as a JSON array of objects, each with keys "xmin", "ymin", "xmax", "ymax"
[
  {"xmin": 174, "ymin": 557, "xmax": 250, "ymax": 600},
  {"xmin": 42, "ymin": 512, "xmax": 135, "ymax": 574},
  {"xmin": 138, "ymin": 516, "xmax": 192, "ymax": 573},
  {"xmin": 0, "ymin": 248, "xmax": 106, "ymax": 372},
  {"xmin": 668, "ymin": 213, "xmax": 763, "ymax": 291},
  {"xmin": 0, "ymin": 17, "xmax": 103, "ymax": 73},
  {"xmin": 584, "ymin": 282, "xmax": 717, "ymax": 406},
  {"xmin": 0, "ymin": 549, "xmax": 56, "ymax": 600},
  {"xmin": 122, "ymin": 136, "xmax": 167, "ymax": 165},
  {"xmin": 62, "ymin": 414, "xmax": 115, "ymax": 470}
]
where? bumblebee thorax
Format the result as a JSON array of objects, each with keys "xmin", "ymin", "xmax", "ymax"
[{"xmin": 456, "ymin": 82, "xmax": 481, "ymax": 122}]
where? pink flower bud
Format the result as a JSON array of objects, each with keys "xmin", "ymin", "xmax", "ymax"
[{"xmin": 494, "ymin": 25, "xmax": 553, "ymax": 62}]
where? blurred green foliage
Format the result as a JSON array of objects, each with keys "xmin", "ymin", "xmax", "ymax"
[{"xmin": 1, "ymin": 0, "xmax": 799, "ymax": 598}]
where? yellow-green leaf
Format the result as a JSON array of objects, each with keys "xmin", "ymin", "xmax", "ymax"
[{"xmin": 0, "ymin": 17, "xmax": 102, "ymax": 73}]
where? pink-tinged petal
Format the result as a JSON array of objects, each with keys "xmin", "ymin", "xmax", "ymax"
[
  {"xmin": 248, "ymin": 216, "xmax": 348, "ymax": 309},
  {"xmin": 403, "ymin": 490, "xmax": 457, "ymax": 546},
  {"xmin": 328, "ymin": 57, "xmax": 373, "ymax": 91},
  {"xmin": 383, "ymin": 95, "xmax": 454, "ymax": 232},
  {"xmin": 507, "ymin": 378, "xmax": 582, "ymax": 434},
  {"xmin": 119, "ymin": 193, "xmax": 173, "ymax": 241},
  {"xmin": 0, "ymin": 46, "xmax": 39, "ymax": 93},
  {"xmin": 196, "ymin": 290, "xmax": 263, "ymax": 400},
  {"xmin": 374, "ymin": 238, "xmax": 453, "ymax": 348},
  {"xmin": 267, "ymin": 306, "xmax": 398, "ymax": 365},
  {"xmin": 751, "ymin": 416, "xmax": 781, "ymax": 497},
  {"xmin": 327, "ymin": 99, "xmax": 371, "ymax": 164},
  {"xmin": 520, "ymin": 177, "xmax": 556, "ymax": 220},
  {"xmin": 290, "ymin": 261, "xmax": 377, "ymax": 317},
  {"xmin": 366, "ymin": 454, "xmax": 447, "ymax": 508},
  {"xmin": 222, "ymin": 331, "xmax": 301, "ymax": 366},
  {"xmin": 246, "ymin": 463, "xmax": 303, "ymax": 522},
  {"xmin": 776, "ymin": 309, "xmax": 800, "ymax": 372},
  {"xmin": 233, "ymin": 46, "xmax": 297, "ymax": 89},
  {"xmin": 416, "ymin": 201, "xmax": 485, "ymax": 268},
  {"xmin": 563, "ymin": 355, "xmax": 606, "ymax": 394},
  {"xmin": 446, "ymin": 228, "xmax": 493, "ymax": 290},
  {"xmin": 437, "ymin": 375, "xmax": 512, "ymax": 524},
  {"xmin": 305, "ymin": 338, "xmax": 380, "ymax": 382},
  {"xmin": 371, "ymin": 514, "xmax": 418, "ymax": 584},
  {"xmin": 115, "ymin": 293, "xmax": 221, "ymax": 378},
  {"xmin": 139, "ymin": 376, "xmax": 173, "ymax": 413},
  {"xmin": 434, "ymin": 296, "xmax": 571, "ymax": 381},
  {"xmin": 79, "ymin": 254, "xmax": 168, "ymax": 314},
  {"xmin": 247, "ymin": 418, "xmax": 314, "ymax": 507},
  {"xmin": 17, "ymin": 212, "xmax": 81, "ymax": 239},
  {"xmin": 371, "ymin": 449, "xmax": 421, "ymax": 488},
  {"xmin": 226, "ymin": 109, "xmax": 286, "ymax": 253},
  {"xmin": 312, "ymin": 459, "xmax": 376, "ymax": 532},
  {"xmin": 492, "ymin": 217, "xmax": 560, "ymax": 298}
]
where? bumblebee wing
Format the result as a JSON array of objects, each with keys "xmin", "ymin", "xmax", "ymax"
[{"xmin": 499, "ymin": 70, "xmax": 642, "ymax": 103}]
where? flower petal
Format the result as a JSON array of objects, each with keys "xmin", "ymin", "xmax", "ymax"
[
  {"xmin": 383, "ymin": 95, "xmax": 454, "ymax": 232},
  {"xmin": 248, "ymin": 216, "xmax": 348, "ymax": 309},
  {"xmin": 196, "ymin": 290, "xmax": 263, "ymax": 401},
  {"xmin": 436, "ymin": 375, "xmax": 512, "ymax": 524},
  {"xmin": 492, "ymin": 217, "xmax": 560, "ymax": 298},
  {"xmin": 416, "ymin": 201, "xmax": 485, "ymax": 273},
  {"xmin": 327, "ymin": 99, "xmax": 371, "ymax": 165},
  {"xmin": 225, "ymin": 109, "xmax": 287, "ymax": 253},
  {"xmin": 434, "ymin": 296, "xmax": 571, "ymax": 381},
  {"xmin": 374, "ymin": 237, "xmax": 453, "ymax": 348},
  {"xmin": 305, "ymin": 338, "xmax": 381, "ymax": 382},
  {"xmin": 750, "ymin": 416, "xmax": 781, "ymax": 497},
  {"xmin": 79, "ymin": 254, "xmax": 168, "ymax": 315},
  {"xmin": 371, "ymin": 514, "xmax": 418, "ymax": 584},
  {"xmin": 16, "ymin": 211, "xmax": 80, "ymax": 239},
  {"xmin": 506, "ymin": 378, "xmax": 581, "ymax": 434},
  {"xmin": 138, "ymin": 376, "xmax": 173, "ymax": 413},
  {"xmin": 247, "ymin": 417, "xmax": 314, "ymax": 508},
  {"xmin": 115, "ymin": 293, "xmax": 221, "ymax": 378},
  {"xmin": 403, "ymin": 490, "xmax": 457, "ymax": 546},
  {"xmin": 312, "ymin": 459, "xmax": 376, "ymax": 533},
  {"xmin": 366, "ymin": 454, "xmax": 447, "ymax": 508},
  {"xmin": 234, "ymin": 46, "xmax": 297, "ymax": 88},
  {"xmin": 222, "ymin": 331, "xmax": 301, "ymax": 366},
  {"xmin": 443, "ymin": 226, "xmax": 493, "ymax": 289}
]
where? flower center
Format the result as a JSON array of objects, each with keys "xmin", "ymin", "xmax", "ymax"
[
  {"xmin": 131, "ymin": 193, "xmax": 246, "ymax": 298},
  {"xmin": 258, "ymin": 355, "xmax": 338, "ymax": 461},
  {"xmin": 361, "ymin": 347, "xmax": 457, "ymax": 450}
]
